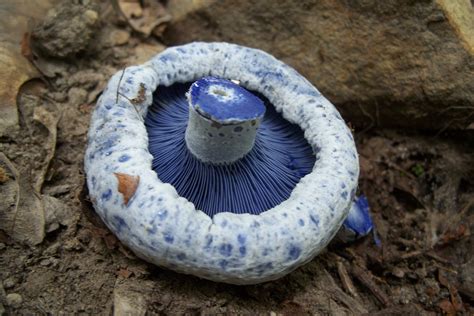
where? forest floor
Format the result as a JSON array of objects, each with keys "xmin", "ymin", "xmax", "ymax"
[{"xmin": 0, "ymin": 1, "xmax": 473, "ymax": 315}]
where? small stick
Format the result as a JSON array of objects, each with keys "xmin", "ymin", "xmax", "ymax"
[
  {"xmin": 337, "ymin": 260, "xmax": 359, "ymax": 298},
  {"xmin": 351, "ymin": 264, "xmax": 392, "ymax": 307}
]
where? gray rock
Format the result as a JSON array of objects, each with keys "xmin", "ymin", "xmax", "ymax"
[
  {"xmin": 113, "ymin": 284, "xmax": 147, "ymax": 316},
  {"xmin": 2, "ymin": 277, "xmax": 17, "ymax": 289},
  {"xmin": 6, "ymin": 293, "xmax": 22, "ymax": 308},
  {"xmin": 32, "ymin": 2, "xmax": 99, "ymax": 58},
  {"xmin": 164, "ymin": 0, "xmax": 474, "ymax": 130}
]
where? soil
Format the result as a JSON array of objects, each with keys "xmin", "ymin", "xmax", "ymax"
[{"xmin": 0, "ymin": 1, "xmax": 473, "ymax": 315}]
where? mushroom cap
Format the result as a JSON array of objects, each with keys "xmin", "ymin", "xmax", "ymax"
[
  {"xmin": 84, "ymin": 42, "xmax": 359, "ymax": 284},
  {"xmin": 189, "ymin": 76, "xmax": 266, "ymax": 123}
]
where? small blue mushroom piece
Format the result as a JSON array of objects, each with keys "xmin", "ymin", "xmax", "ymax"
[{"xmin": 337, "ymin": 195, "xmax": 374, "ymax": 243}]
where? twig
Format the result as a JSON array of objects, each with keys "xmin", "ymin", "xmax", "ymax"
[
  {"xmin": 116, "ymin": 69, "xmax": 125, "ymax": 103},
  {"xmin": 351, "ymin": 264, "xmax": 392, "ymax": 307},
  {"xmin": 337, "ymin": 260, "xmax": 359, "ymax": 298}
]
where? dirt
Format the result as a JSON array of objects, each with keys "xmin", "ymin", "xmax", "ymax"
[{"xmin": 0, "ymin": 1, "xmax": 473, "ymax": 315}]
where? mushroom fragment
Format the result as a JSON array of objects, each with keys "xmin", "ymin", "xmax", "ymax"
[{"xmin": 85, "ymin": 42, "xmax": 367, "ymax": 284}]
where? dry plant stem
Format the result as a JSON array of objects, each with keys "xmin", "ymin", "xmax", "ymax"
[
  {"xmin": 351, "ymin": 264, "xmax": 392, "ymax": 307},
  {"xmin": 336, "ymin": 260, "xmax": 359, "ymax": 298}
]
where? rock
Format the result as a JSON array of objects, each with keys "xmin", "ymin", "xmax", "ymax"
[
  {"xmin": 163, "ymin": 0, "xmax": 474, "ymax": 130},
  {"xmin": 68, "ymin": 87, "xmax": 88, "ymax": 106},
  {"xmin": 113, "ymin": 280, "xmax": 150, "ymax": 316},
  {"xmin": 0, "ymin": 243, "xmax": 5, "ymax": 250},
  {"xmin": 6, "ymin": 293, "xmax": 22, "ymax": 308},
  {"xmin": 109, "ymin": 30, "xmax": 130, "ymax": 47},
  {"xmin": 2, "ymin": 277, "xmax": 17, "ymax": 289},
  {"xmin": 32, "ymin": 2, "xmax": 99, "ymax": 58}
]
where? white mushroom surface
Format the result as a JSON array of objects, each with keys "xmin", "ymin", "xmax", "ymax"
[{"xmin": 84, "ymin": 42, "xmax": 359, "ymax": 284}]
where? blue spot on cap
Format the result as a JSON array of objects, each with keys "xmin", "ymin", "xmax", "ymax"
[{"xmin": 189, "ymin": 77, "xmax": 266, "ymax": 123}]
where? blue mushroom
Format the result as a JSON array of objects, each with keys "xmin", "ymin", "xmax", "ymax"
[{"xmin": 85, "ymin": 42, "xmax": 371, "ymax": 284}]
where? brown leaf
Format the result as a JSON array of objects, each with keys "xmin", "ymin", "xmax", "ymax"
[
  {"xmin": 113, "ymin": 0, "xmax": 171, "ymax": 37},
  {"xmin": 438, "ymin": 299, "xmax": 455, "ymax": 316},
  {"xmin": 114, "ymin": 173, "xmax": 140, "ymax": 206},
  {"xmin": 131, "ymin": 83, "xmax": 146, "ymax": 105},
  {"xmin": 0, "ymin": 153, "xmax": 45, "ymax": 245},
  {"xmin": 0, "ymin": 0, "xmax": 56, "ymax": 136},
  {"xmin": 32, "ymin": 105, "xmax": 60, "ymax": 192},
  {"xmin": 0, "ymin": 166, "xmax": 8, "ymax": 183},
  {"xmin": 438, "ymin": 224, "xmax": 469, "ymax": 247},
  {"xmin": 438, "ymin": 270, "xmax": 465, "ymax": 313},
  {"xmin": 117, "ymin": 268, "xmax": 133, "ymax": 278}
]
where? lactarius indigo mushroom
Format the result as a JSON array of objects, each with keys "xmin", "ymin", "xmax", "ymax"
[{"xmin": 85, "ymin": 42, "xmax": 367, "ymax": 285}]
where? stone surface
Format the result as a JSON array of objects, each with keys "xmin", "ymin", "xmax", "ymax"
[
  {"xmin": 164, "ymin": 0, "xmax": 474, "ymax": 130},
  {"xmin": 32, "ymin": 2, "xmax": 99, "ymax": 58},
  {"xmin": 6, "ymin": 293, "xmax": 22, "ymax": 308},
  {"xmin": 113, "ymin": 280, "xmax": 149, "ymax": 316}
]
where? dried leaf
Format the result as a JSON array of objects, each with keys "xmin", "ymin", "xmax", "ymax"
[
  {"xmin": 114, "ymin": 173, "xmax": 140, "ymax": 205},
  {"xmin": 0, "ymin": 166, "xmax": 8, "ymax": 183},
  {"xmin": 0, "ymin": 0, "xmax": 56, "ymax": 136},
  {"xmin": 113, "ymin": 0, "xmax": 171, "ymax": 36},
  {"xmin": 0, "ymin": 153, "xmax": 45, "ymax": 245},
  {"xmin": 43, "ymin": 195, "xmax": 73, "ymax": 233},
  {"xmin": 438, "ymin": 270, "xmax": 465, "ymax": 313},
  {"xmin": 33, "ymin": 105, "xmax": 59, "ymax": 192},
  {"xmin": 131, "ymin": 83, "xmax": 146, "ymax": 105},
  {"xmin": 438, "ymin": 299, "xmax": 455, "ymax": 316},
  {"xmin": 117, "ymin": 268, "xmax": 133, "ymax": 278}
]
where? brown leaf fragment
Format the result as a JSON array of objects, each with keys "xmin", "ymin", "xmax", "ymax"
[
  {"xmin": 0, "ymin": 166, "xmax": 8, "ymax": 183},
  {"xmin": 438, "ymin": 270, "xmax": 465, "ymax": 313},
  {"xmin": 117, "ymin": 268, "xmax": 133, "ymax": 278},
  {"xmin": 113, "ymin": 0, "xmax": 171, "ymax": 37},
  {"xmin": 438, "ymin": 224, "xmax": 469, "ymax": 247},
  {"xmin": 0, "ymin": 153, "xmax": 45, "ymax": 245},
  {"xmin": 114, "ymin": 173, "xmax": 140, "ymax": 206},
  {"xmin": 131, "ymin": 83, "xmax": 146, "ymax": 105},
  {"xmin": 0, "ymin": 0, "xmax": 56, "ymax": 136},
  {"xmin": 439, "ymin": 299, "xmax": 456, "ymax": 316}
]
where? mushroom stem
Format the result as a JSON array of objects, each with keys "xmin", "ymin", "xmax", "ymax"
[{"xmin": 185, "ymin": 77, "xmax": 266, "ymax": 164}]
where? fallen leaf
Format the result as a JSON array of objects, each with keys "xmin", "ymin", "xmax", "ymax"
[
  {"xmin": 33, "ymin": 105, "xmax": 60, "ymax": 192},
  {"xmin": 438, "ymin": 223, "xmax": 469, "ymax": 247},
  {"xmin": 43, "ymin": 195, "xmax": 73, "ymax": 233},
  {"xmin": 131, "ymin": 83, "xmax": 146, "ymax": 105},
  {"xmin": 0, "ymin": 166, "xmax": 8, "ymax": 183},
  {"xmin": 438, "ymin": 270, "xmax": 465, "ymax": 313},
  {"xmin": 114, "ymin": 173, "xmax": 140, "ymax": 205},
  {"xmin": 0, "ymin": 153, "xmax": 45, "ymax": 245},
  {"xmin": 438, "ymin": 299, "xmax": 455, "ymax": 316},
  {"xmin": 117, "ymin": 268, "xmax": 133, "ymax": 278},
  {"xmin": 112, "ymin": 0, "xmax": 171, "ymax": 37},
  {"xmin": 0, "ymin": 0, "xmax": 56, "ymax": 136}
]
